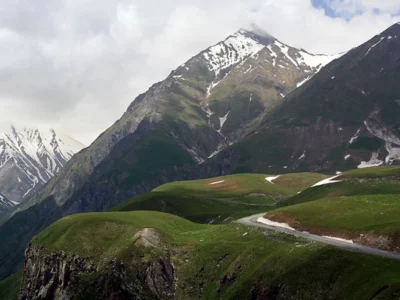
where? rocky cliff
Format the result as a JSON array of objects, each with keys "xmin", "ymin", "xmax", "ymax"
[{"xmin": 19, "ymin": 243, "xmax": 175, "ymax": 300}]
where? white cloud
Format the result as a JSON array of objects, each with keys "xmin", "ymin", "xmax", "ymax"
[
  {"xmin": 328, "ymin": 0, "xmax": 400, "ymax": 16},
  {"xmin": 0, "ymin": 0, "xmax": 399, "ymax": 144}
]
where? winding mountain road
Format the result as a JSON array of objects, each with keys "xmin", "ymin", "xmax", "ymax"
[{"xmin": 237, "ymin": 213, "xmax": 400, "ymax": 260}]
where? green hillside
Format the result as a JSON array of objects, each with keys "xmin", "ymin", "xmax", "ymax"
[
  {"xmin": 26, "ymin": 211, "xmax": 400, "ymax": 299},
  {"xmin": 110, "ymin": 173, "xmax": 326, "ymax": 223},
  {"xmin": 286, "ymin": 166, "xmax": 400, "ymax": 205},
  {"xmin": 263, "ymin": 166, "xmax": 400, "ymax": 251},
  {"xmin": 0, "ymin": 271, "xmax": 22, "ymax": 300}
]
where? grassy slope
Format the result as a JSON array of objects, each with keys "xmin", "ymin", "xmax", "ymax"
[
  {"xmin": 264, "ymin": 166, "xmax": 400, "ymax": 248},
  {"xmin": 286, "ymin": 166, "xmax": 400, "ymax": 205},
  {"xmin": 268, "ymin": 194, "xmax": 400, "ymax": 236},
  {"xmin": 31, "ymin": 211, "xmax": 400, "ymax": 299},
  {"xmin": 0, "ymin": 271, "xmax": 22, "ymax": 300},
  {"xmin": 110, "ymin": 173, "xmax": 326, "ymax": 223}
]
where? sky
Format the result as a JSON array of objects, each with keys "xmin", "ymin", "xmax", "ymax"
[{"xmin": 0, "ymin": 0, "xmax": 400, "ymax": 145}]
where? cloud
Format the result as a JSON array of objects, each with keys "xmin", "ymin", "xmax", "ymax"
[
  {"xmin": 0, "ymin": 0, "xmax": 399, "ymax": 144},
  {"xmin": 329, "ymin": 0, "xmax": 400, "ymax": 15}
]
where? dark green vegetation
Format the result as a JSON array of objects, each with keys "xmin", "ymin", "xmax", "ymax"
[
  {"xmin": 0, "ymin": 271, "xmax": 22, "ymax": 300},
  {"xmin": 25, "ymin": 211, "xmax": 400, "ymax": 299},
  {"xmin": 110, "ymin": 173, "xmax": 326, "ymax": 223},
  {"xmin": 265, "ymin": 166, "xmax": 400, "ymax": 250}
]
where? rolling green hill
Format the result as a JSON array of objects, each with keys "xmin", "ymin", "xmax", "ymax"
[
  {"xmin": 263, "ymin": 166, "xmax": 400, "ymax": 251},
  {"xmin": 286, "ymin": 166, "xmax": 400, "ymax": 205},
  {"xmin": 18, "ymin": 211, "xmax": 400, "ymax": 299},
  {"xmin": 109, "ymin": 173, "xmax": 326, "ymax": 223}
]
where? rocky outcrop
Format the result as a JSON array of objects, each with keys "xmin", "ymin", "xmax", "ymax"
[
  {"xmin": 18, "ymin": 243, "xmax": 175, "ymax": 300},
  {"xmin": 19, "ymin": 243, "xmax": 97, "ymax": 299}
]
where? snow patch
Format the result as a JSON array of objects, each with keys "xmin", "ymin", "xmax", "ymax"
[
  {"xmin": 358, "ymin": 152, "xmax": 384, "ymax": 169},
  {"xmin": 244, "ymin": 64, "xmax": 253, "ymax": 74},
  {"xmin": 344, "ymin": 154, "xmax": 351, "ymax": 160},
  {"xmin": 322, "ymin": 236, "xmax": 354, "ymax": 244},
  {"xmin": 364, "ymin": 115, "xmax": 400, "ymax": 164},
  {"xmin": 265, "ymin": 175, "xmax": 280, "ymax": 184},
  {"xmin": 296, "ymin": 49, "xmax": 342, "ymax": 72},
  {"xmin": 209, "ymin": 180, "xmax": 225, "ymax": 185},
  {"xmin": 257, "ymin": 217, "xmax": 295, "ymax": 230},
  {"xmin": 349, "ymin": 129, "xmax": 361, "ymax": 144},
  {"xmin": 362, "ymin": 37, "xmax": 385, "ymax": 59},
  {"xmin": 297, "ymin": 76, "xmax": 311, "ymax": 87},
  {"xmin": 218, "ymin": 111, "xmax": 230, "ymax": 130},
  {"xmin": 311, "ymin": 175, "xmax": 342, "ymax": 187}
]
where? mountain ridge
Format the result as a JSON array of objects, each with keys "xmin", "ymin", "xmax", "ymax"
[{"xmin": 0, "ymin": 125, "xmax": 84, "ymax": 205}]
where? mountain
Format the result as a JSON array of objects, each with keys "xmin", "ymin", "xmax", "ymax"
[
  {"xmin": 0, "ymin": 28, "xmax": 340, "ymax": 279},
  {"xmin": 18, "ymin": 28, "xmax": 339, "ymax": 211},
  {"xmin": 0, "ymin": 126, "xmax": 85, "ymax": 205},
  {"xmin": 0, "ymin": 192, "xmax": 17, "ymax": 214},
  {"xmin": 204, "ymin": 23, "xmax": 400, "ymax": 175}
]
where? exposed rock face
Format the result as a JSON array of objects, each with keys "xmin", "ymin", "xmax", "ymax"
[
  {"xmin": 19, "ymin": 243, "xmax": 97, "ymax": 299},
  {"xmin": 146, "ymin": 259, "xmax": 175, "ymax": 299},
  {"xmin": 18, "ymin": 243, "xmax": 175, "ymax": 300}
]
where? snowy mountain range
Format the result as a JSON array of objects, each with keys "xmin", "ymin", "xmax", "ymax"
[{"xmin": 0, "ymin": 126, "xmax": 84, "ymax": 205}]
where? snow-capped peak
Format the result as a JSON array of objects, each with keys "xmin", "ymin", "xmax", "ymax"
[
  {"xmin": 0, "ymin": 125, "xmax": 85, "ymax": 202},
  {"xmin": 203, "ymin": 29, "xmax": 267, "ymax": 77}
]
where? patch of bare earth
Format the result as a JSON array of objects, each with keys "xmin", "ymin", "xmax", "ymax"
[{"xmin": 133, "ymin": 228, "xmax": 161, "ymax": 248}]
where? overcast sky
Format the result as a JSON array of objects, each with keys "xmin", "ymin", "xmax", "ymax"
[{"xmin": 0, "ymin": 0, "xmax": 399, "ymax": 145}]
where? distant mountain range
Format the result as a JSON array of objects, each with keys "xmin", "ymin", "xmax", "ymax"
[
  {"xmin": 0, "ymin": 126, "xmax": 84, "ymax": 207},
  {"xmin": 1, "ymin": 23, "xmax": 400, "ymax": 280}
]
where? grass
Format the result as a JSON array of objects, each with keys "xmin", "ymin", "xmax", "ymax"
[
  {"xmin": 110, "ymin": 172, "xmax": 326, "ymax": 223},
  {"xmin": 265, "ymin": 166, "xmax": 400, "ymax": 251},
  {"xmin": 0, "ymin": 270, "xmax": 22, "ymax": 300},
  {"xmin": 268, "ymin": 194, "xmax": 400, "ymax": 237},
  {"xmin": 30, "ymin": 210, "xmax": 400, "ymax": 299},
  {"xmin": 109, "ymin": 191, "xmax": 272, "ymax": 224},
  {"xmin": 154, "ymin": 173, "xmax": 326, "ymax": 197},
  {"xmin": 285, "ymin": 166, "xmax": 400, "ymax": 206},
  {"xmin": 340, "ymin": 165, "xmax": 400, "ymax": 178}
]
